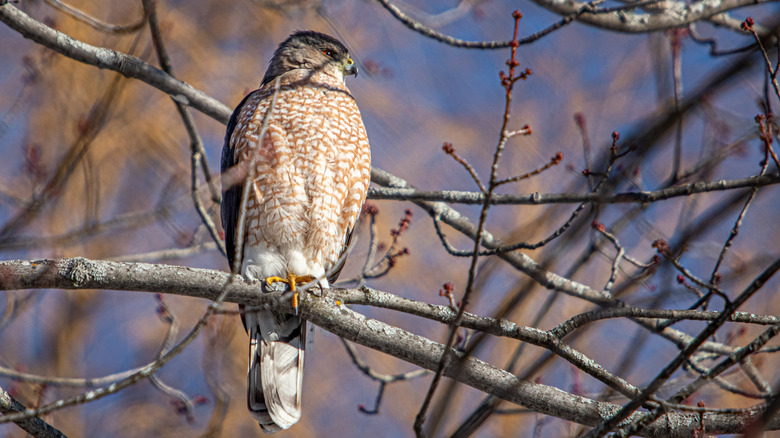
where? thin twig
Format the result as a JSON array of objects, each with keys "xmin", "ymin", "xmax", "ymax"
[
  {"xmin": 670, "ymin": 28, "xmax": 684, "ymax": 183},
  {"xmin": 148, "ymin": 294, "xmax": 199, "ymax": 421},
  {"xmin": 142, "ymin": 0, "xmax": 226, "ymax": 257},
  {"xmin": 592, "ymin": 222, "xmax": 624, "ymax": 293},
  {"xmin": 340, "ymin": 337, "xmax": 428, "ymax": 415},
  {"xmin": 623, "ymin": 317, "xmax": 780, "ymax": 436},
  {"xmin": 374, "ymin": 0, "xmax": 513, "ymax": 49},
  {"xmin": 743, "ymin": 18, "xmax": 780, "ymax": 102},
  {"xmin": 494, "ymin": 151, "xmax": 561, "ymax": 187},
  {"xmin": 43, "ymin": 0, "xmax": 146, "ymax": 33},
  {"xmin": 361, "ymin": 209, "xmax": 412, "ymax": 280},
  {"xmin": 0, "ymin": 68, "xmax": 128, "ymax": 239},
  {"xmin": 0, "ymin": 277, "xmax": 235, "ymax": 426},
  {"xmin": 585, "ymin": 255, "xmax": 780, "ymax": 437},
  {"xmin": 0, "ymin": 4, "xmax": 231, "ymax": 123},
  {"xmin": 418, "ymin": 13, "xmax": 526, "ymax": 436},
  {"xmin": 442, "ymin": 142, "xmax": 486, "ymax": 193}
]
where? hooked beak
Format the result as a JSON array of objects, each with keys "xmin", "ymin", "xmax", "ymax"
[{"xmin": 344, "ymin": 57, "xmax": 358, "ymax": 77}]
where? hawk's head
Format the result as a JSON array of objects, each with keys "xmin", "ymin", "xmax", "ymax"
[{"xmin": 262, "ymin": 30, "xmax": 357, "ymax": 86}]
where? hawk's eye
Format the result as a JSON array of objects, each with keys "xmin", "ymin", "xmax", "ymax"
[{"xmin": 323, "ymin": 49, "xmax": 333, "ymax": 57}]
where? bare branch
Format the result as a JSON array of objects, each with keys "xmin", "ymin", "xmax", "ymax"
[
  {"xmin": 367, "ymin": 173, "xmax": 780, "ymax": 205},
  {"xmin": 0, "ymin": 4, "xmax": 230, "ymax": 123},
  {"xmin": 43, "ymin": 0, "xmax": 146, "ymax": 33},
  {"xmin": 374, "ymin": 0, "xmax": 776, "ymax": 50},
  {"xmin": 0, "ymin": 386, "xmax": 67, "ymax": 438},
  {"xmin": 1, "ymin": 257, "xmax": 779, "ymax": 435},
  {"xmin": 374, "ymin": 0, "xmax": 514, "ymax": 49},
  {"xmin": 340, "ymin": 337, "xmax": 428, "ymax": 415},
  {"xmin": 530, "ymin": 0, "xmax": 778, "ymax": 35},
  {"xmin": 0, "ymin": 263, "xmax": 234, "ymax": 429},
  {"xmin": 142, "ymin": 0, "xmax": 226, "ymax": 257},
  {"xmin": 586, "ymin": 255, "xmax": 780, "ymax": 437},
  {"xmin": 304, "ymin": 288, "xmax": 779, "ymax": 437}
]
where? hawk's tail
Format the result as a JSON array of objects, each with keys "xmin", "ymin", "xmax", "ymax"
[{"xmin": 246, "ymin": 310, "xmax": 305, "ymax": 433}]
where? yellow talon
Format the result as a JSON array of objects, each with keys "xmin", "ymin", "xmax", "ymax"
[
  {"xmin": 265, "ymin": 275, "xmax": 287, "ymax": 287},
  {"xmin": 264, "ymin": 274, "xmax": 315, "ymax": 315},
  {"xmin": 293, "ymin": 274, "xmax": 314, "ymax": 287}
]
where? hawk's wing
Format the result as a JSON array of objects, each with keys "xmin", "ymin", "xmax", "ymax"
[{"xmin": 221, "ymin": 92, "xmax": 255, "ymax": 273}]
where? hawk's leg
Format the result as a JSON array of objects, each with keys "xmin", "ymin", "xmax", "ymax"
[{"xmin": 265, "ymin": 274, "xmax": 315, "ymax": 314}]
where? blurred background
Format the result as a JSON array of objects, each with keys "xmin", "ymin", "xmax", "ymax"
[{"xmin": 1, "ymin": 0, "xmax": 779, "ymax": 436}]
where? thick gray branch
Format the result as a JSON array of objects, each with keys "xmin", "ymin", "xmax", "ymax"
[
  {"xmin": 0, "ymin": 258, "xmax": 260, "ymax": 304},
  {"xmin": 1, "ymin": 257, "xmax": 778, "ymax": 436}
]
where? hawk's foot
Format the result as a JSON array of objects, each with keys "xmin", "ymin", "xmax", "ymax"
[{"xmin": 265, "ymin": 274, "xmax": 315, "ymax": 315}]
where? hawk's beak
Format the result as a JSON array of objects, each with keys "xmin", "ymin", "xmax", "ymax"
[{"xmin": 344, "ymin": 58, "xmax": 358, "ymax": 77}]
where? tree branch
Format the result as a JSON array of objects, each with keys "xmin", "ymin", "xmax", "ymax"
[
  {"xmin": 3, "ymin": 3, "xmax": 779, "ymax": 435},
  {"xmin": 0, "ymin": 386, "xmax": 67, "ymax": 438},
  {"xmin": 1, "ymin": 257, "xmax": 779, "ymax": 436},
  {"xmin": 0, "ymin": 4, "xmax": 230, "ymax": 124},
  {"xmin": 367, "ymin": 173, "xmax": 780, "ymax": 205},
  {"xmin": 530, "ymin": 0, "xmax": 778, "ymax": 34},
  {"xmin": 375, "ymin": 0, "xmax": 776, "ymax": 47}
]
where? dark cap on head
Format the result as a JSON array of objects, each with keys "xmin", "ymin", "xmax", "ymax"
[{"xmin": 261, "ymin": 31, "xmax": 356, "ymax": 86}]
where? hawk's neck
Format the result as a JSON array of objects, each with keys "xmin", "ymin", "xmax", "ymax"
[{"xmin": 269, "ymin": 69, "xmax": 349, "ymax": 92}]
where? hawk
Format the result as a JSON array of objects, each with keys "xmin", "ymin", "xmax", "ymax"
[{"xmin": 220, "ymin": 31, "xmax": 371, "ymax": 432}]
